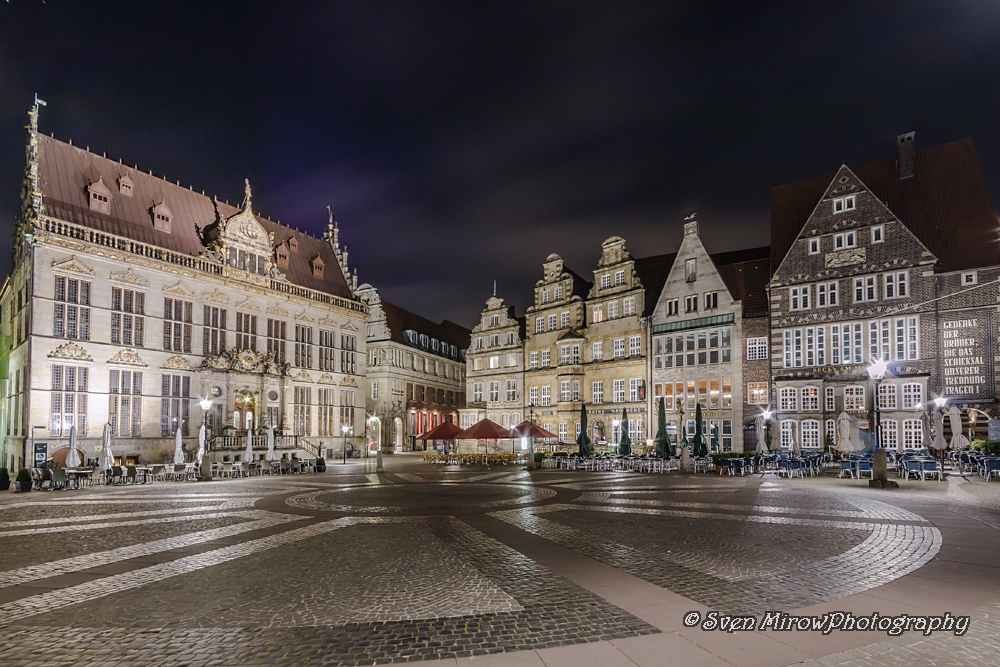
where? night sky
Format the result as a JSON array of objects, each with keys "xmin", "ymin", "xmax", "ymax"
[{"xmin": 2, "ymin": 2, "xmax": 1000, "ymax": 327}]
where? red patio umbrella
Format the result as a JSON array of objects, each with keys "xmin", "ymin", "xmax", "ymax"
[
  {"xmin": 416, "ymin": 421, "xmax": 465, "ymax": 441},
  {"xmin": 509, "ymin": 420, "xmax": 557, "ymax": 440},
  {"xmin": 455, "ymin": 418, "xmax": 516, "ymax": 459}
]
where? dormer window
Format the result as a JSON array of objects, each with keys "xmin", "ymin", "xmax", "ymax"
[
  {"xmin": 88, "ymin": 178, "xmax": 112, "ymax": 214},
  {"xmin": 275, "ymin": 242, "xmax": 290, "ymax": 269},
  {"xmin": 117, "ymin": 174, "xmax": 133, "ymax": 197},
  {"xmin": 151, "ymin": 202, "xmax": 173, "ymax": 233},
  {"xmin": 288, "ymin": 236, "xmax": 299, "ymax": 253},
  {"xmin": 309, "ymin": 254, "xmax": 324, "ymax": 278},
  {"xmin": 419, "ymin": 334, "xmax": 429, "ymax": 348}
]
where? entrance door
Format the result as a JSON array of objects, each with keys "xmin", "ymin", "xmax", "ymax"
[
  {"xmin": 234, "ymin": 394, "xmax": 256, "ymax": 432},
  {"xmin": 393, "ymin": 418, "xmax": 403, "ymax": 453}
]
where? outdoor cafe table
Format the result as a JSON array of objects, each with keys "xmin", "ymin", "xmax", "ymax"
[{"xmin": 64, "ymin": 468, "xmax": 94, "ymax": 489}]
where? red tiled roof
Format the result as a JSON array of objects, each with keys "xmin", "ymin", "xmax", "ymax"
[
  {"xmin": 771, "ymin": 138, "xmax": 1000, "ymax": 274},
  {"xmin": 36, "ymin": 135, "xmax": 355, "ymax": 299}
]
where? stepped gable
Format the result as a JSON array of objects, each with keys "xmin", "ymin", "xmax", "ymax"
[
  {"xmin": 35, "ymin": 134, "xmax": 353, "ymax": 299},
  {"xmin": 771, "ymin": 138, "xmax": 999, "ymax": 275}
]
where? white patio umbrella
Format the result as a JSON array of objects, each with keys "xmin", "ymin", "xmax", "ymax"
[
  {"xmin": 266, "ymin": 426, "xmax": 279, "ymax": 461},
  {"xmin": 173, "ymin": 426, "xmax": 185, "ymax": 465},
  {"xmin": 948, "ymin": 405, "xmax": 971, "ymax": 451},
  {"xmin": 920, "ymin": 412, "xmax": 932, "ymax": 452},
  {"xmin": 930, "ymin": 409, "xmax": 948, "ymax": 452},
  {"xmin": 754, "ymin": 415, "xmax": 768, "ymax": 453},
  {"xmin": 97, "ymin": 423, "xmax": 114, "ymax": 470},
  {"xmin": 196, "ymin": 423, "xmax": 206, "ymax": 467},
  {"xmin": 244, "ymin": 429, "xmax": 254, "ymax": 463},
  {"xmin": 65, "ymin": 425, "xmax": 82, "ymax": 468},
  {"xmin": 837, "ymin": 412, "xmax": 859, "ymax": 454},
  {"xmin": 789, "ymin": 428, "xmax": 800, "ymax": 455}
]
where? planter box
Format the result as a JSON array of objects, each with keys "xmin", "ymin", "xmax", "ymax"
[{"xmin": 14, "ymin": 481, "xmax": 31, "ymax": 493}]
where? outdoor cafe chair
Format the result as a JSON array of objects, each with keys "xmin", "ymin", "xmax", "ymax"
[
  {"xmin": 857, "ymin": 460, "xmax": 873, "ymax": 479},
  {"xmin": 984, "ymin": 458, "xmax": 1000, "ymax": 481},
  {"xmin": 903, "ymin": 460, "xmax": 922, "ymax": 480},
  {"xmin": 51, "ymin": 468, "xmax": 68, "ymax": 490},
  {"xmin": 921, "ymin": 460, "xmax": 943, "ymax": 481}
]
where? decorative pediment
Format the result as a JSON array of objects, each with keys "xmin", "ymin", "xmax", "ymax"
[
  {"xmin": 51, "ymin": 256, "xmax": 95, "ymax": 276},
  {"xmin": 235, "ymin": 298, "xmax": 259, "ymax": 311},
  {"xmin": 267, "ymin": 304, "xmax": 290, "ymax": 318},
  {"xmin": 202, "ymin": 289, "xmax": 230, "ymax": 305},
  {"xmin": 108, "ymin": 348, "xmax": 148, "ymax": 367},
  {"xmin": 293, "ymin": 369, "xmax": 312, "ymax": 382},
  {"xmin": 161, "ymin": 355, "xmax": 195, "ymax": 371},
  {"xmin": 294, "ymin": 310, "xmax": 314, "ymax": 323},
  {"xmin": 825, "ymin": 170, "xmax": 862, "ymax": 198},
  {"xmin": 198, "ymin": 349, "xmax": 289, "ymax": 376},
  {"xmin": 340, "ymin": 376, "xmax": 358, "ymax": 387},
  {"xmin": 485, "ymin": 296, "xmax": 504, "ymax": 310},
  {"xmin": 220, "ymin": 194, "xmax": 272, "ymax": 255},
  {"xmin": 318, "ymin": 373, "xmax": 336, "ymax": 384},
  {"xmin": 341, "ymin": 321, "xmax": 358, "ymax": 332},
  {"xmin": 318, "ymin": 315, "xmax": 338, "ymax": 328},
  {"xmin": 48, "ymin": 341, "xmax": 93, "ymax": 362},
  {"xmin": 109, "ymin": 267, "xmax": 149, "ymax": 287},
  {"xmin": 163, "ymin": 282, "xmax": 196, "ymax": 298}
]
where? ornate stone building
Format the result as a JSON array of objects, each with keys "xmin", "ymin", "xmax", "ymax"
[
  {"xmin": 357, "ymin": 284, "xmax": 469, "ymax": 453},
  {"xmin": 769, "ymin": 133, "xmax": 1000, "ymax": 449},
  {"xmin": 649, "ymin": 218, "xmax": 770, "ymax": 452},
  {"xmin": 0, "ymin": 102, "xmax": 368, "ymax": 469},
  {"xmin": 461, "ymin": 294, "xmax": 525, "ymax": 433}
]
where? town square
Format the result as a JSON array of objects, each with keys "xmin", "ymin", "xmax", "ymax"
[{"xmin": 0, "ymin": 3, "xmax": 999, "ymax": 666}]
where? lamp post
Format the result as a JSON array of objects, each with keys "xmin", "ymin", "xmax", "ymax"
[
  {"xmin": 199, "ymin": 398, "xmax": 213, "ymax": 480},
  {"xmin": 341, "ymin": 424, "xmax": 351, "ymax": 465},
  {"xmin": 523, "ymin": 402, "xmax": 536, "ymax": 470},
  {"xmin": 867, "ymin": 358, "xmax": 888, "ymax": 449},
  {"xmin": 612, "ymin": 419, "xmax": 620, "ymax": 455}
]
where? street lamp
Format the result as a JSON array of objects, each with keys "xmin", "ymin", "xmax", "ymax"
[
  {"xmin": 198, "ymin": 398, "xmax": 213, "ymax": 481},
  {"xmin": 612, "ymin": 419, "xmax": 620, "ymax": 454},
  {"xmin": 761, "ymin": 408, "xmax": 773, "ymax": 451},
  {"xmin": 867, "ymin": 358, "xmax": 888, "ymax": 449},
  {"xmin": 341, "ymin": 424, "xmax": 351, "ymax": 465}
]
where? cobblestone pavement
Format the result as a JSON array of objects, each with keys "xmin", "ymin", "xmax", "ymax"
[{"xmin": 0, "ymin": 457, "xmax": 996, "ymax": 665}]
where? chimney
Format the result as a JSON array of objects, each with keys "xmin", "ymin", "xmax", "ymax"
[{"xmin": 897, "ymin": 132, "xmax": 915, "ymax": 179}]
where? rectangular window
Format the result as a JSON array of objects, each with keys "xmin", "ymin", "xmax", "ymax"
[
  {"xmin": 613, "ymin": 338, "xmax": 625, "ymax": 358},
  {"xmin": 703, "ymin": 291, "xmax": 717, "ymax": 310},
  {"xmin": 902, "ymin": 383, "xmax": 922, "ymax": 409},
  {"xmin": 572, "ymin": 381, "xmax": 580, "ymax": 402},
  {"xmin": 607, "ymin": 300, "xmax": 619, "ymax": 319},
  {"xmin": 535, "ymin": 317, "xmax": 544, "ymax": 333},
  {"xmin": 340, "ymin": 334, "xmax": 357, "ymax": 373},
  {"xmin": 267, "ymin": 319, "xmax": 287, "ymax": 364},
  {"xmin": 592, "ymin": 381, "xmax": 603, "ymax": 404},
  {"xmin": 318, "ymin": 329, "xmax": 337, "ymax": 371},
  {"xmin": 878, "ymin": 383, "xmax": 898, "ymax": 409},
  {"xmin": 826, "ymin": 419, "xmax": 836, "ymax": 446},
  {"xmin": 159, "ymin": 374, "xmax": 190, "ymax": 437},
  {"xmin": 547, "ymin": 314, "xmax": 557, "ymax": 331},
  {"xmin": 667, "ymin": 299, "xmax": 679, "ymax": 316},
  {"xmin": 903, "ymin": 420, "xmax": 922, "ymax": 448},
  {"xmin": 685, "ymin": 381, "xmax": 696, "ymax": 409},
  {"xmin": 294, "ymin": 324, "xmax": 313, "ymax": 368},
  {"xmin": 108, "ymin": 369, "xmax": 142, "ymax": 437},
  {"xmin": 489, "ymin": 381, "xmax": 500, "ymax": 402},
  {"xmin": 235, "ymin": 312, "xmax": 257, "ymax": 351},
  {"xmin": 473, "ymin": 382, "xmax": 483, "ymax": 403},
  {"xmin": 554, "ymin": 285, "xmax": 563, "ymax": 301},
  {"xmin": 663, "ymin": 382, "xmax": 674, "ymax": 410},
  {"xmin": 708, "ymin": 379, "xmax": 719, "ymax": 408},
  {"xmin": 560, "ymin": 311, "xmax": 570, "ymax": 328},
  {"xmin": 629, "ymin": 336, "xmax": 641, "ymax": 357},
  {"xmin": 747, "ymin": 381, "xmax": 768, "ymax": 405},
  {"xmin": 338, "ymin": 389, "xmax": 354, "ymax": 436},
  {"xmin": 560, "ymin": 381, "xmax": 570, "ymax": 402},
  {"xmin": 629, "ymin": 378, "xmax": 642, "ymax": 402},
  {"xmin": 558, "ymin": 423, "xmax": 568, "ymax": 442},
  {"xmin": 317, "ymin": 389, "xmax": 336, "ymax": 436},
  {"xmin": 685, "ymin": 258, "xmax": 696, "ymax": 282},
  {"xmin": 801, "ymin": 386, "xmax": 819, "ymax": 411},
  {"xmin": 884, "ymin": 271, "xmax": 908, "ymax": 299},
  {"xmin": 53, "ymin": 276, "xmax": 91, "ymax": 340},
  {"xmin": 111, "ymin": 288, "xmax": 145, "ymax": 347},
  {"xmin": 825, "ymin": 386, "xmax": 835, "ymax": 412},
  {"xmin": 163, "ymin": 298, "xmax": 193, "ymax": 353},
  {"xmin": 880, "ymin": 419, "xmax": 898, "ymax": 450},
  {"xmin": 540, "ymin": 349, "xmax": 550, "ymax": 367},
  {"xmin": 872, "ymin": 225, "xmax": 884, "ymax": 243},
  {"xmin": 844, "ymin": 385, "xmax": 865, "ymax": 411},
  {"xmin": 506, "ymin": 379, "xmax": 517, "ymax": 402},
  {"xmin": 529, "ymin": 351, "xmax": 539, "ymax": 369},
  {"xmin": 540, "ymin": 386, "xmax": 551, "ymax": 406},
  {"xmin": 801, "ymin": 420, "xmax": 820, "ymax": 448},
  {"xmin": 783, "ymin": 328, "xmax": 803, "ymax": 368},
  {"xmin": 746, "ymin": 337, "xmax": 769, "ymax": 360},
  {"xmin": 51, "ymin": 365, "xmax": 88, "ymax": 436},
  {"xmin": 721, "ymin": 379, "xmax": 732, "ymax": 408},
  {"xmin": 623, "ymin": 297, "xmax": 636, "ymax": 316},
  {"xmin": 790, "ymin": 286, "xmax": 810, "ymax": 311},
  {"xmin": 833, "ymin": 195, "xmax": 856, "ymax": 214},
  {"xmin": 203, "ymin": 306, "xmax": 227, "ymax": 355},
  {"xmin": 542, "ymin": 289, "xmax": 551, "ymax": 304},
  {"xmin": 854, "ymin": 276, "xmax": 876, "ymax": 302},
  {"xmin": 614, "ymin": 270, "xmax": 625, "ymax": 286},
  {"xmin": 817, "ymin": 282, "xmax": 838, "ymax": 307},
  {"xmin": 613, "ymin": 379, "xmax": 625, "ymax": 403},
  {"xmin": 592, "ymin": 305, "xmax": 604, "ymax": 323},
  {"xmin": 808, "ymin": 238, "xmax": 820, "ymax": 254},
  {"xmin": 592, "ymin": 341, "xmax": 603, "ymax": 362},
  {"xmin": 779, "ymin": 387, "xmax": 798, "ymax": 411},
  {"xmin": 684, "ymin": 295, "xmax": 698, "ymax": 313}
]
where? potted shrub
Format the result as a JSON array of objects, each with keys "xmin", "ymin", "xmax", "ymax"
[
  {"xmin": 533, "ymin": 452, "xmax": 544, "ymax": 469},
  {"xmin": 0, "ymin": 467, "xmax": 9, "ymax": 491},
  {"xmin": 315, "ymin": 457, "xmax": 326, "ymax": 473},
  {"xmin": 15, "ymin": 468, "xmax": 32, "ymax": 493}
]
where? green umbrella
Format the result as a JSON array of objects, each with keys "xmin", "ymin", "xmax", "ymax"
[
  {"xmin": 711, "ymin": 424, "xmax": 720, "ymax": 453},
  {"xmin": 618, "ymin": 408, "xmax": 631, "ymax": 456},
  {"xmin": 694, "ymin": 404, "xmax": 708, "ymax": 457},
  {"xmin": 654, "ymin": 397, "xmax": 671, "ymax": 458},
  {"xmin": 576, "ymin": 403, "xmax": 592, "ymax": 456}
]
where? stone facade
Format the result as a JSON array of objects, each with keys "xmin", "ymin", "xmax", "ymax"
[
  {"xmin": 356, "ymin": 284, "xmax": 468, "ymax": 454},
  {"xmin": 460, "ymin": 295, "xmax": 524, "ymax": 442},
  {"xmin": 0, "ymin": 104, "xmax": 369, "ymax": 469}
]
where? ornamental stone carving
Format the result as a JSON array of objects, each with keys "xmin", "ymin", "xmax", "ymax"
[
  {"xmin": 108, "ymin": 348, "xmax": 148, "ymax": 367},
  {"xmin": 340, "ymin": 376, "xmax": 358, "ymax": 387},
  {"xmin": 48, "ymin": 341, "xmax": 93, "ymax": 362},
  {"xmin": 318, "ymin": 373, "xmax": 335, "ymax": 384},
  {"xmin": 163, "ymin": 281, "xmax": 196, "ymax": 297},
  {"xmin": 161, "ymin": 355, "xmax": 196, "ymax": 371},
  {"xmin": 235, "ymin": 298, "xmax": 259, "ymax": 311},
  {"xmin": 267, "ymin": 305, "xmax": 290, "ymax": 318},
  {"xmin": 109, "ymin": 267, "xmax": 149, "ymax": 287},
  {"xmin": 293, "ymin": 369, "xmax": 312, "ymax": 382},
  {"xmin": 50, "ymin": 256, "xmax": 95, "ymax": 276},
  {"xmin": 199, "ymin": 349, "xmax": 289, "ymax": 376},
  {"xmin": 825, "ymin": 247, "xmax": 866, "ymax": 269},
  {"xmin": 202, "ymin": 288, "xmax": 230, "ymax": 304}
]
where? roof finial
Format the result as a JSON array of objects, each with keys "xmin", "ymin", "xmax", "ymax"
[
  {"xmin": 28, "ymin": 94, "xmax": 47, "ymax": 134},
  {"xmin": 493, "ymin": 279, "xmax": 497, "ymax": 297},
  {"xmin": 243, "ymin": 179, "xmax": 252, "ymax": 211}
]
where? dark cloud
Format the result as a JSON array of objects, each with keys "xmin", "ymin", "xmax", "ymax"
[{"xmin": 2, "ymin": 1, "xmax": 1000, "ymax": 326}]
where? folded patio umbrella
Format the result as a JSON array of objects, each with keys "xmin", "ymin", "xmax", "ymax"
[
  {"xmin": 65, "ymin": 425, "xmax": 82, "ymax": 468},
  {"xmin": 754, "ymin": 414, "xmax": 768, "ymax": 453},
  {"xmin": 576, "ymin": 404, "xmax": 592, "ymax": 457},
  {"xmin": 618, "ymin": 409, "xmax": 631, "ymax": 456},
  {"xmin": 693, "ymin": 404, "xmax": 708, "ymax": 457},
  {"xmin": 836, "ymin": 412, "xmax": 858, "ymax": 454},
  {"xmin": 244, "ymin": 429, "xmax": 254, "ymax": 463},
  {"xmin": 267, "ymin": 426, "xmax": 279, "ymax": 461},
  {"xmin": 654, "ymin": 397, "xmax": 671, "ymax": 458},
  {"xmin": 948, "ymin": 405, "xmax": 970, "ymax": 451},
  {"xmin": 98, "ymin": 423, "xmax": 114, "ymax": 470},
  {"xmin": 930, "ymin": 410, "xmax": 948, "ymax": 452},
  {"xmin": 197, "ymin": 423, "xmax": 207, "ymax": 467},
  {"xmin": 173, "ymin": 426, "xmax": 185, "ymax": 465}
]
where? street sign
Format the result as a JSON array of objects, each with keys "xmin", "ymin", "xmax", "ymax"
[
  {"xmin": 988, "ymin": 420, "xmax": 1000, "ymax": 442},
  {"xmin": 34, "ymin": 442, "xmax": 48, "ymax": 469}
]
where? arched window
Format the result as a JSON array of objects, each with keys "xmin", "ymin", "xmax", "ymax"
[
  {"xmin": 902, "ymin": 383, "xmax": 923, "ymax": 409},
  {"xmin": 844, "ymin": 385, "xmax": 865, "ymax": 411},
  {"xmin": 801, "ymin": 420, "xmax": 820, "ymax": 448},
  {"xmin": 779, "ymin": 387, "xmax": 798, "ymax": 411},
  {"xmin": 780, "ymin": 420, "xmax": 797, "ymax": 449},
  {"xmin": 878, "ymin": 384, "xmax": 897, "ymax": 409},
  {"xmin": 903, "ymin": 420, "xmax": 922, "ymax": 448},
  {"xmin": 879, "ymin": 419, "xmax": 899, "ymax": 449},
  {"xmin": 825, "ymin": 419, "xmax": 836, "ymax": 447},
  {"xmin": 801, "ymin": 386, "xmax": 819, "ymax": 411}
]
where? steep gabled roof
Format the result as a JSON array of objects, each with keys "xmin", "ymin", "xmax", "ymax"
[
  {"xmin": 772, "ymin": 138, "xmax": 1000, "ymax": 275},
  {"xmin": 380, "ymin": 299, "xmax": 471, "ymax": 352},
  {"xmin": 36, "ymin": 135, "xmax": 354, "ymax": 298},
  {"xmin": 632, "ymin": 252, "xmax": 677, "ymax": 317}
]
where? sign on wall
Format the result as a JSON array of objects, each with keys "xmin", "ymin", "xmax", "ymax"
[
  {"xmin": 941, "ymin": 310, "xmax": 994, "ymax": 401},
  {"xmin": 34, "ymin": 442, "xmax": 48, "ymax": 469}
]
